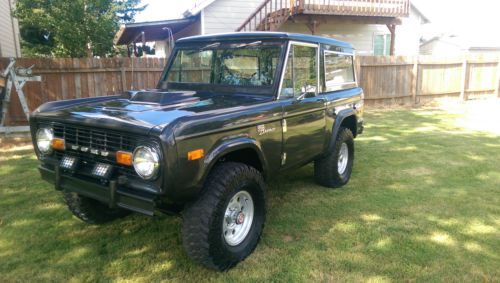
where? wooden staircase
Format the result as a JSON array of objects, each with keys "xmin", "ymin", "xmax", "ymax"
[
  {"xmin": 237, "ymin": 0, "xmax": 410, "ymax": 32},
  {"xmin": 257, "ymin": 8, "xmax": 292, "ymax": 31},
  {"xmin": 237, "ymin": 0, "xmax": 298, "ymax": 32}
]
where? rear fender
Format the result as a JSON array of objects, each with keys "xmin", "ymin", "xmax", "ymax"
[{"xmin": 329, "ymin": 109, "xmax": 357, "ymax": 151}]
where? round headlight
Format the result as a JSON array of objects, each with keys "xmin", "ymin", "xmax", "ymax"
[
  {"xmin": 36, "ymin": 128, "xmax": 54, "ymax": 154},
  {"xmin": 133, "ymin": 146, "xmax": 160, "ymax": 180}
]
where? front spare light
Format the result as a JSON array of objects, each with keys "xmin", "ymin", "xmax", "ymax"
[
  {"xmin": 133, "ymin": 146, "xmax": 160, "ymax": 180},
  {"xmin": 36, "ymin": 128, "xmax": 54, "ymax": 154}
]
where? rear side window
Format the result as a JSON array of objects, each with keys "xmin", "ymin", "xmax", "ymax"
[{"xmin": 324, "ymin": 51, "xmax": 356, "ymax": 92}]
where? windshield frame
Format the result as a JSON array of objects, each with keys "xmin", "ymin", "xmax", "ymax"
[{"xmin": 157, "ymin": 40, "xmax": 288, "ymax": 97}]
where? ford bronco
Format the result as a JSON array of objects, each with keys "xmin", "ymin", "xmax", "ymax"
[{"xmin": 30, "ymin": 32, "xmax": 364, "ymax": 270}]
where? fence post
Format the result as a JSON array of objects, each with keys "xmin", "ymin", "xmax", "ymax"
[
  {"xmin": 120, "ymin": 63, "xmax": 127, "ymax": 92},
  {"xmin": 354, "ymin": 55, "xmax": 362, "ymax": 86},
  {"xmin": 459, "ymin": 58, "xmax": 468, "ymax": 101},
  {"xmin": 495, "ymin": 59, "xmax": 500, "ymax": 98},
  {"xmin": 411, "ymin": 56, "xmax": 419, "ymax": 105}
]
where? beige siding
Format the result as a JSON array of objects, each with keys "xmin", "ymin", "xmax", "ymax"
[
  {"xmin": 203, "ymin": 0, "xmax": 263, "ymax": 34},
  {"xmin": 0, "ymin": 0, "xmax": 21, "ymax": 57},
  {"xmin": 279, "ymin": 21, "xmax": 387, "ymax": 55},
  {"xmin": 279, "ymin": 7, "xmax": 424, "ymax": 56}
]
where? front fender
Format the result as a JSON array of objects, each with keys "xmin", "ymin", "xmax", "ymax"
[{"xmin": 203, "ymin": 136, "xmax": 269, "ymax": 181}]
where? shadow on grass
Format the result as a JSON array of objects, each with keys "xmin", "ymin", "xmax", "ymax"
[{"xmin": 0, "ymin": 110, "xmax": 499, "ymax": 281}]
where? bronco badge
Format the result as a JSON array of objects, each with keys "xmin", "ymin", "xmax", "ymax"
[{"xmin": 257, "ymin": 124, "xmax": 276, "ymax": 136}]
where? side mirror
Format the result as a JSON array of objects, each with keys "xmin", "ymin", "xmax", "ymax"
[
  {"xmin": 294, "ymin": 84, "xmax": 316, "ymax": 102},
  {"xmin": 301, "ymin": 84, "xmax": 317, "ymax": 94}
]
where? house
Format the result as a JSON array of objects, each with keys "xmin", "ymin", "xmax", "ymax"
[
  {"xmin": 420, "ymin": 34, "xmax": 500, "ymax": 55},
  {"xmin": 115, "ymin": 0, "xmax": 429, "ymax": 57},
  {"xmin": 0, "ymin": 0, "xmax": 22, "ymax": 57}
]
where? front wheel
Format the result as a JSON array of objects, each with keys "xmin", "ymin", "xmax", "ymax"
[
  {"xmin": 182, "ymin": 162, "xmax": 266, "ymax": 271},
  {"xmin": 314, "ymin": 127, "xmax": 355, "ymax": 188}
]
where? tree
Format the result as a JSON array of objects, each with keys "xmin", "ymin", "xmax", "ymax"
[{"xmin": 13, "ymin": 0, "xmax": 146, "ymax": 58}]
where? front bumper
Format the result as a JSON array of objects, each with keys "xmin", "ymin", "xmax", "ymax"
[{"xmin": 39, "ymin": 165, "xmax": 157, "ymax": 216}]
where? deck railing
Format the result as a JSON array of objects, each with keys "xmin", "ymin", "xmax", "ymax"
[
  {"xmin": 237, "ymin": 0, "xmax": 410, "ymax": 31},
  {"xmin": 299, "ymin": 0, "xmax": 410, "ymax": 17}
]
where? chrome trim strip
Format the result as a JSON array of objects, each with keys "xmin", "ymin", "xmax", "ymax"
[
  {"xmin": 288, "ymin": 41, "xmax": 319, "ymax": 48},
  {"xmin": 175, "ymin": 116, "xmax": 283, "ymax": 141},
  {"xmin": 323, "ymin": 50, "xmax": 353, "ymax": 56},
  {"xmin": 276, "ymin": 41, "xmax": 291, "ymax": 100},
  {"xmin": 283, "ymin": 106, "xmax": 325, "ymax": 118}
]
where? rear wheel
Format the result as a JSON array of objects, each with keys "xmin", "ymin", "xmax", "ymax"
[
  {"xmin": 63, "ymin": 192, "xmax": 130, "ymax": 224},
  {"xmin": 314, "ymin": 127, "xmax": 355, "ymax": 188},
  {"xmin": 182, "ymin": 162, "xmax": 266, "ymax": 271}
]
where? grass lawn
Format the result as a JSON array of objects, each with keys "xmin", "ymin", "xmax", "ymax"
[{"xmin": 1, "ymin": 104, "xmax": 499, "ymax": 282}]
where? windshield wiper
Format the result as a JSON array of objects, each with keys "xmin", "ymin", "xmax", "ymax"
[{"xmin": 234, "ymin": 41, "xmax": 262, "ymax": 49}]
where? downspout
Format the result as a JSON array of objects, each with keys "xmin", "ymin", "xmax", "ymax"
[
  {"xmin": 387, "ymin": 24, "xmax": 396, "ymax": 56},
  {"xmin": 8, "ymin": 0, "xmax": 21, "ymax": 57},
  {"xmin": 200, "ymin": 9, "xmax": 205, "ymax": 35}
]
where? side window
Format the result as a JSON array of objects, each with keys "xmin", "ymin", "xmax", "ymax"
[
  {"xmin": 324, "ymin": 52, "xmax": 355, "ymax": 92},
  {"xmin": 280, "ymin": 44, "xmax": 318, "ymax": 98}
]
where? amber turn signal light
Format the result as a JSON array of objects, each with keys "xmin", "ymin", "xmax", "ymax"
[
  {"xmin": 116, "ymin": 151, "xmax": 133, "ymax": 166},
  {"xmin": 51, "ymin": 138, "xmax": 65, "ymax": 150},
  {"xmin": 187, "ymin": 149, "xmax": 205, "ymax": 161}
]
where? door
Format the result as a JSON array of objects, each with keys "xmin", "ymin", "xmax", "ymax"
[{"xmin": 280, "ymin": 42, "xmax": 326, "ymax": 168}]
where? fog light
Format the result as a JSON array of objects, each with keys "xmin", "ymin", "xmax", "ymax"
[
  {"xmin": 60, "ymin": 156, "xmax": 77, "ymax": 170},
  {"xmin": 92, "ymin": 163, "xmax": 112, "ymax": 178}
]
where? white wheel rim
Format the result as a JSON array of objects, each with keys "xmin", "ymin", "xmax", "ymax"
[
  {"xmin": 337, "ymin": 143, "xmax": 349, "ymax": 175},
  {"xmin": 223, "ymin": 190, "xmax": 254, "ymax": 246}
]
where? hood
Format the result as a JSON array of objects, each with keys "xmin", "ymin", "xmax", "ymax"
[{"xmin": 33, "ymin": 89, "xmax": 273, "ymax": 135}]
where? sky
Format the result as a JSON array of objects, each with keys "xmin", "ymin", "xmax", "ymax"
[{"xmin": 134, "ymin": 0, "xmax": 500, "ymax": 42}]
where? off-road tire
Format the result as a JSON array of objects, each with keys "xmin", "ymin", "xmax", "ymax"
[
  {"xmin": 182, "ymin": 162, "xmax": 266, "ymax": 271},
  {"xmin": 314, "ymin": 127, "xmax": 355, "ymax": 188},
  {"xmin": 63, "ymin": 192, "xmax": 131, "ymax": 224}
]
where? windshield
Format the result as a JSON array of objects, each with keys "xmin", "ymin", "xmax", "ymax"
[{"xmin": 164, "ymin": 41, "xmax": 283, "ymax": 89}]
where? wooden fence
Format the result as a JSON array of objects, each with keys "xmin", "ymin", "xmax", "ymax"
[
  {"xmin": 0, "ymin": 57, "xmax": 167, "ymax": 126},
  {"xmin": 1, "ymin": 55, "xmax": 500, "ymax": 127},
  {"xmin": 357, "ymin": 55, "xmax": 500, "ymax": 106}
]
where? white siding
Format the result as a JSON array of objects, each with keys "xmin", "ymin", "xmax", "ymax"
[
  {"xmin": 203, "ymin": 0, "xmax": 263, "ymax": 34},
  {"xmin": 0, "ymin": 0, "xmax": 21, "ymax": 57},
  {"xmin": 420, "ymin": 40, "xmax": 463, "ymax": 56},
  {"xmin": 395, "ymin": 6, "xmax": 426, "ymax": 56},
  {"xmin": 155, "ymin": 21, "xmax": 202, "ymax": 58}
]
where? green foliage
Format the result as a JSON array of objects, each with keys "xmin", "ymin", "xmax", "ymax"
[{"xmin": 13, "ymin": 0, "xmax": 145, "ymax": 58}]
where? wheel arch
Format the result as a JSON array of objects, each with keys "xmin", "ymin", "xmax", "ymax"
[
  {"xmin": 203, "ymin": 137, "xmax": 269, "ymax": 182},
  {"xmin": 330, "ymin": 109, "xmax": 357, "ymax": 150}
]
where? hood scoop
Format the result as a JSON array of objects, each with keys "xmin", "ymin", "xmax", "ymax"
[{"xmin": 130, "ymin": 90, "xmax": 199, "ymax": 106}]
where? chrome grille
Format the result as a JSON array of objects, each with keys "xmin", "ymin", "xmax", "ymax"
[
  {"xmin": 52, "ymin": 123, "xmax": 135, "ymax": 152},
  {"xmin": 49, "ymin": 122, "xmax": 138, "ymax": 178}
]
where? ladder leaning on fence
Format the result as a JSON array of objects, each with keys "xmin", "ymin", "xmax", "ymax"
[{"xmin": 0, "ymin": 58, "xmax": 42, "ymax": 133}]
